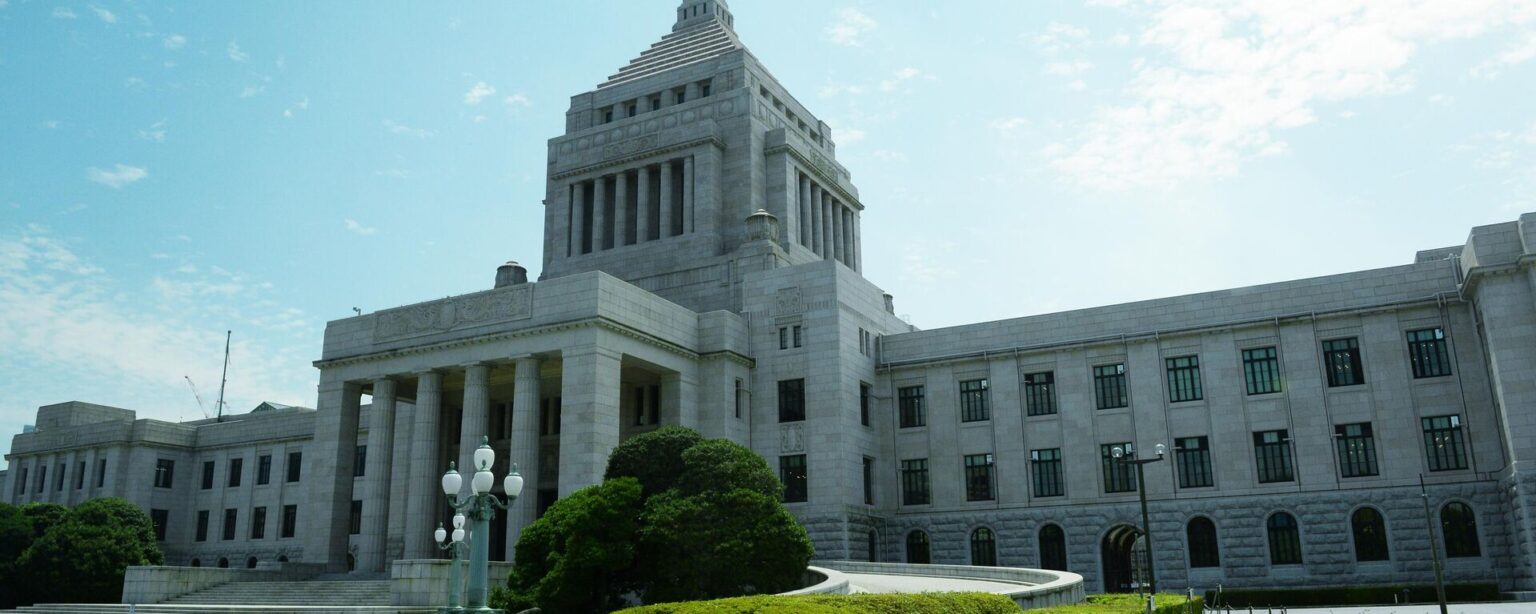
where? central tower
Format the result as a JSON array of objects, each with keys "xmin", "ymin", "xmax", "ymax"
[{"xmin": 539, "ymin": 0, "xmax": 867, "ymax": 314}]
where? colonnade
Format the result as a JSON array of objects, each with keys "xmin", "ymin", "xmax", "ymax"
[
  {"xmin": 568, "ymin": 156, "xmax": 694, "ymax": 256},
  {"xmin": 796, "ymin": 170, "xmax": 860, "ymax": 272}
]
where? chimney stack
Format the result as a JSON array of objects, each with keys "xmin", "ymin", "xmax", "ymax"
[{"xmin": 495, "ymin": 261, "xmax": 528, "ymax": 288}]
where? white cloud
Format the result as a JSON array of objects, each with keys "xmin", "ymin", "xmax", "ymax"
[
  {"xmin": 383, "ymin": 119, "xmax": 435, "ymax": 138},
  {"xmin": 1472, "ymin": 30, "xmax": 1536, "ymax": 78},
  {"xmin": 41, "ymin": 120, "xmax": 61, "ymax": 129},
  {"xmin": 239, "ymin": 85, "xmax": 265, "ymax": 98},
  {"xmin": 124, "ymin": 76, "xmax": 147, "ymax": 90},
  {"xmin": 283, "ymin": 97, "xmax": 309, "ymax": 118},
  {"xmin": 344, "ymin": 219, "xmax": 377, "ymax": 236},
  {"xmin": 227, "ymin": 40, "xmax": 248, "ymax": 62},
  {"xmin": 1428, "ymin": 93, "xmax": 1455, "ymax": 106},
  {"xmin": 825, "ymin": 8, "xmax": 877, "ymax": 47},
  {"xmin": 990, "ymin": 117, "xmax": 1032, "ymax": 137},
  {"xmin": 463, "ymin": 81, "xmax": 495, "ymax": 105},
  {"xmin": 503, "ymin": 93, "xmax": 531, "ymax": 108},
  {"xmin": 86, "ymin": 164, "xmax": 147, "ymax": 189},
  {"xmin": 1032, "ymin": 21, "xmax": 1091, "ymax": 56},
  {"xmin": 89, "ymin": 5, "xmax": 114, "ymax": 23},
  {"xmin": 51, "ymin": 7, "xmax": 77, "ymax": 19},
  {"xmin": 137, "ymin": 120, "xmax": 167, "ymax": 143},
  {"xmin": 879, "ymin": 67, "xmax": 933, "ymax": 93},
  {"xmin": 834, "ymin": 126, "xmax": 866, "ymax": 144},
  {"xmin": 1046, "ymin": 0, "xmax": 1536, "ymax": 191},
  {"xmin": 819, "ymin": 82, "xmax": 865, "ymax": 98},
  {"xmin": 162, "ymin": 34, "xmax": 186, "ymax": 50},
  {"xmin": 1044, "ymin": 59, "xmax": 1095, "ymax": 76}
]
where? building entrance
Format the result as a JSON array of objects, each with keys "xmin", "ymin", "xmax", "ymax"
[{"xmin": 1101, "ymin": 524, "xmax": 1145, "ymax": 593}]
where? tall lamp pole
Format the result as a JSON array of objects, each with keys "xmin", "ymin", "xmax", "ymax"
[
  {"xmin": 1112, "ymin": 443, "xmax": 1166, "ymax": 596},
  {"xmin": 440, "ymin": 437, "xmax": 525, "ymax": 613},
  {"xmin": 434, "ymin": 518, "xmax": 468, "ymax": 613}
]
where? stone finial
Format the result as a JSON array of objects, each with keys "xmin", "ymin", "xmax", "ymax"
[
  {"xmin": 495, "ymin": 261, "xmax": 528, "ymax": 288},
  {"xmin": 745, "ymin": 209, "xmax": 780, "ymax": 245},
  {"xmin": 883, "ymin": 292, "xmax": 895, "ymax": 314}
]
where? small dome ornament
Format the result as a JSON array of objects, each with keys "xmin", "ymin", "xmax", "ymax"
[{"xmin": 745, "ymin": 209, "xmax": 780, "ymax": 244}]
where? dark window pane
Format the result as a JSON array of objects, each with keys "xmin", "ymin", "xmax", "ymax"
[
  {"xmin": 780, "ymin": 455, "xmax": 808, "ymax": 503},
  {"xmin": 899, "ymin": 386, "xmax": 926, "ymax": 428},
  {"xmin": 1242, "ymin": 347, "xmax": 1283, "ymax": 395},
  {"xmin": 1025, "ymin": 372, "xmax": 1057, "ymax": 416},
  {"xmin": 281, "ymin": 505, "xmax": 298, "ymax": 538},
  {"xmin": 1165, "ymin": 355, "xmax": 1203, "ymax": 402},
  {"xmin": 1351, "ymin": 507, "xmax": 1389, "ymax": 561},
  {"xmin": 348, "ymin": 500, "xmax": 362, "ymax": 535},
  {"xmin": 1254, "ymin": 430, "xmax": 1294, "ymax": 483},
  {"xmin": 1422, "ymin": 415, "xmax": 1468, "ymax": 471},
  {"xmin": 222, "ymin": 508, "xmax": 238, "ymax": 541},
  {"xmin": 1323, "ymin": 338, "xmax": 1365, "ymax": 387},
  {"xmin": 778, "ymin": 379, "xmax": 806, "ymax": 423},
  {"xmin": 964, "ymin": 454, "xmax": 996, "ymax": 501},
  {"xmin": 195, "ymin": 510, "xmax": 209, "ymax": 542},
  {"xmin": 906, "ymin": 531, "xmax": 930, "ymax": 564},
  {"xmin": 960, "ymin": 378, "xmax": 990, "ymax": 422},
  {"xmin": 1407, "ymin": 328, "xmax": 1452, "ymax": 378},
  {"xmin": 228, "ymin": 458, "xmax": 243, "ymax": 488},
  {"xmin": 1335, "ymin": 423, "xmax": 1379, "ymax": 478},
  {"xmin": 1030, "ymin": 448, "xmax": 1063, "ymax": 497},
  {"xmin": 901, "ymin": 459, "xmax": 930, "ymax": 505},
  {"xmin": 1267, "ymin": 512, "xmax": 1302, "ymax": 565},
  {"xmin": 1101, "ymin": 443, "xmax": 1136, "ymax": 493},
  {"xmin": 150, "ymin": 509, "xmax": 169, "ymax": 542},
  {"xmin": 257, "ymin": 455, "xmax": 272, "ymax": 485},
  {"xmin": 1441, "ymin": 502, "xmax": 1481, "ymax": 558},
  {"xmin": 1039, "ymin": 524, "xmax": 1068, "ymax": 571},
  {"xmin": 251, "ymin": 507, "xmax": 267, "ymax": 540},
  {"xmin": 202, "ymin": 461, "xmax": 215, "ymax": 490},
  {"xmin": 1187, "ymin": 517, "xmax": 1220, "ymax": 568},
  {"xmin": 970, "ymin": 528, "xmax": 997, "ymax": 566},
  {"xmin": 1094, "ymin": 364, "xmax": 1128, "ymax": 409},
  {"xmin": 1176, "ymin": 436, "xmax": 1213, "ymax": 488}
]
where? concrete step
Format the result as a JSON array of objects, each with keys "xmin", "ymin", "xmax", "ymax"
[{"xmin": 158, "ymin": 580, "xmax": 391, "ymax": 607}]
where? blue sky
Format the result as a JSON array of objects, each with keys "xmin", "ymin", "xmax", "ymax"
[{"xmin": 3, "ymin": 0, "xmax": 1535, "ymax": 467}]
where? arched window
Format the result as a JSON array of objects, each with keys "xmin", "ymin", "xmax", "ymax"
[
  {"xmin": 216, "ymin": 557, "xmax": 229, "ymax": 569},
  {"xmin": 1187, "ymin": 517, "xmax": 1219, "ymax": 568},
  {"xmin": 867, "ymin": 530, "xmax": 879, "ymax": 562},
  {"xmin": 1441, "ymin": 502, "xmax": 1481, "ymax": 558},
  {"xmin": 1039, "ymin": 524, "xmax": 1067, "ymax": 571},
  {"xmin": 277, "ymin": 555, "xmax": 289, "ymax": 563},
  {"xmin": 906, "ymin": 530, "xmax": 930, "ymax": 564},
  {"xmin": 246, "ymin": 557, "xmax": 258, "ymax": 569},
  {"xmin": 970, "ymin": 527, "xmax": 997, "ymax": 566},
  {"xmin": 1266, "ymin": 512, "xmax": 1302, "ymax": 565},
  {"xmin": 189, "ymin": 558, "xmax": 201, "ymax": 568},
  {"xmin": 1351, "ymin": 507, "xmax": 1389, "ymax": 562}
]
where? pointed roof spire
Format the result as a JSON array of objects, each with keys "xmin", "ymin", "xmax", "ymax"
[{"xmin": 675, "ymin": 0, "xmax": 734, "ymax": 32}]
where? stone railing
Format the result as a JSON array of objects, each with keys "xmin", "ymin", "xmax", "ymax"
[
  {"xmin": 390, "ymin": 559, "xmax": 515, "ymax": 607},
  {"xmin": 121, "ymin": 562, "xmax": 324, "ymax": 604},
  {"xmin": 777, "ymin": 566, "xmax": 850, "ymax": 596},
  {"xmin": 812, "ymin": 560, "xmax": 1086, "ymax": 610}
]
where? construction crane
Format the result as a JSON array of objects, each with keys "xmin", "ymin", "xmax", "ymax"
[{"xmin": 184, "ymin": 376, "xmax": 210, "ymax": 420}]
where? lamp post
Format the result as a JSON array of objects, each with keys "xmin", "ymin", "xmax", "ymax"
[
  {"xmin": 441, "ymin": 436, "xmax": 525, "ymax": 613},
  {"xmin": 1112, "ymin": 443, "xmax": 1166, "ymax": 597},
  {"xmin": 433, "ymin": 517, "xmax": 468, "ymax": 613}
]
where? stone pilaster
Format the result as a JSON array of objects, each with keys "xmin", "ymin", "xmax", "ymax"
[
  {"xmin": 636, "ymin": 166, "xmax": 651, "ymax": 243},
  {"xmin": 615, "ymin": 169, "xmax": 629, "ymax": 247},
  {"xmin": 386, "ymin": 391, "xmax": 414, "ymax": 561},
  {"xmin": 458, "ymin": 364, "xmax": 492, "ymax": 498},
  {"xmin": 821, "ymin": 189, "xmax": 834, "ymax": 261},
  {"xmin": 506, "ymin": 356, "xmax": 542, "ymax": 560},
  {"xmin": 659, "ymin": 161, "xmax": 675, "ymax": 238},
  {"xmin": 305, "ymin": 379, "xmax": 362, "ymax": 571},
  {"xmin": 682, "ymin": 156, "xmax": 694, "ymax": 234},
  {"xmin": 570, "ymin": 182, "xmax": 586, "ymax": 256},
  {"xmin": 404, "ymin": 371, "xmax": 442, "ymax": 559},
  {"xmin": 832, "ymin": 200, "xmax": 845, "ymax": 264},
  {"xmin": 809, "ymin": 183, "xmax": 823, "ymax": 256},
  {"xmin": 359, "ymin": 378, "xmax": 396, "ymax": 572},
  {"xmin": 558, "ymin": 346, "xmax": 623, "ymax": 496},
  {"xmin": 592, "ymin": 176, "xmax": 608, "ymax": 252},
  {"xmin": 799, "ymin": 173, "xmax": 812, "ymax": 249}
]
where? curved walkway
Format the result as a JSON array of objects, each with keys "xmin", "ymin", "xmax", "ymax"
[{"xmin": 845, "ymin": 572, "xmax": 1034, "ymax": 594}]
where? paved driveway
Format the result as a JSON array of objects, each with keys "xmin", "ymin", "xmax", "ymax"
[
  {"xmin": 1283, "ymin": 604, "xmax": 1534, "ymax": 614},
  {"xmin": 843, "ymin": 572, "xmax": 1030, "ymax": 594}
]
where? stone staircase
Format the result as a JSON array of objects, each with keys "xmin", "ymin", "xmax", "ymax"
[{"xmin": 12, "ymin": 579, "xmax": 435, "ymax": 614}]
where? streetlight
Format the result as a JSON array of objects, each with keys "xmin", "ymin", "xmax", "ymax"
[
  {"xmin": 433, "ymin": 516, "xmax": 468, "ymax": 614},
  {"xmin": 1112, "ymin": 442, "xmax": 1165, "ymax": 597},
  {"xmin": 441, "ymin": 436, "xmax": 525, "ymax": 613}
]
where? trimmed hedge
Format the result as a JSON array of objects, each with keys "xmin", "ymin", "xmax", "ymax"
[
  {"xmin": 1030, "ymin": 593, "xmax": 1201, "ymax": 614},
  {"xmin": 615, "ymin": 592, "xmax": 1019, "ymax": 614},
  {"xmin": 1205, "ymin": 584, "xmax": 1501, "ymax": 608}
]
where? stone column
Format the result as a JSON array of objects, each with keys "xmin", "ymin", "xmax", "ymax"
[
  {"xmin": 682, "ymin": 156, "xmax": 694, "ymax": 235},
  {"xmin": 386, "ymin": 393, "xmax": 414, "ymax": 561},
  {"xmin": 809, "ymin": 183, "xmax": 823, "ymax": 256},
  {"xmin": 404, "ymin": 370, "xmax": 442, "ymax": 559},
  {"xmin": 832, "ymin": 201, "xmax": 845, "ymax": 264},
  {"xmin": 659, "ymin": 161, "xmax": 675, "ymax": 238},
  {"xmin": 799, "ymin": 174, "xmax": 812, "ymax": 248},
  {"xmin": 592, "ymin": 177, "xmax": 608, "ymax": 252},
  {"xmin": 852, "ymin": 211, "xmax": 862, "ymax": 272},
  {"xmin": 570, "ymin": 182, "xmax": 586, "ymax": 256},
  {"xmin": 821, "ymin": 189, "xmax": 834, "ymax": 261},
  {"xmin": 305, "ymin": 379, "xmax": 362, "ymax": 571},
  {"xmin": 506, "ymin": 356, "xmax": 542, "ymax": 560},
  {"xmin": 359, "ymin": 378, "xmax": 397, "ymax": 572},
  {"xmin": 614, "ymin": 170, "xmax": 629, "ymax": 247},
  {"xmin": 636, "ymin": 166, "xmax": 652, "ymax": 243},
  {"xmin": 458, "ymin": 364, "xmax": 492, "ymax": 498},
  {"xmin": 558, "ymin": 347, "xmax": 623, "ymax": 496}
]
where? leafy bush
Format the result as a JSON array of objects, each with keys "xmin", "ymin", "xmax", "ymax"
[
  {"xmin": 1030, "ymin": 593, "xmax": 1200, "ymax": 614},
  {"xmin": 13, "ymin": 498, "xmax": 164, "ymax": 604},
  {"xmin": 1206, "ymin": 584, "xmax": 1500, "ymax": 608},
  {"xmin": 21, "ymin": 502, "xmax": 67, "ymax": 539},
  {"xmin": 615, "ymin": 592, "xmax": 1020, "ymax": 614},
  {"xmin": 603, "ymin": 426, "xmax": 705, "ymax": 497},
  {"xmin": 505, "ymin": 478, "xmax": 645, "ymax": 613},
  {"xmin": 0, "ymin": 503, "xmax": 35, "ymax": 608},
  {"xmin": 637, "ymin": 488, "xmax": 812, "ymax": 603}
]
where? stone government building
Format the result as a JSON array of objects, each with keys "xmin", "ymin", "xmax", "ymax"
[{"xmin": 5, "ymin": 0, "xmax": 1536, "ymax": 595}]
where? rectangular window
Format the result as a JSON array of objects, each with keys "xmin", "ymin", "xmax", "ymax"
[
  {"xmin": 540, "ymin": 397, "xmax": 563, "ymax": 436},
  {"xmin": 862, "ymin": 456, "xmax": 874, "ymax": 505},
  {"xmin": 35, "ymin": 466, "xmax": 45, "ymax": 493},
  {"xmin": 1094, "ymin": 364, "xmax": 1129, "ymax": 409},
  {"xmin": 780, "ymin": 455, "xmax": 807, "ymax": 503},
  {"xmin": 859, "ymin": 383, "xmax": 872, "ymax": 427},
  {"xmin": 778, "ymin": 379, "xmax": 806, "ymax": 422},
  {"xmin": 55, "ymin": 464, "xmax": 64, "ymax": 491},
  {"xmin": 1422, "ymin": 415, "xmax": 1468, "ymax": 471},
  {"xmin": 1323, "ymin": 337, "xmax": 1365, "ymax": 387},
  {"xmin": 779, "ymin": 327, "xmax": 789, "ymax": 350},
  {"xmin": 154, "ymin": 459, "xmax": 175, "ymax": 489},
  {"xmin": 537, "ymin": 489, "xmax": 557, "ymax": 519},
  {"xmin": 349, "ymin": 500, "xmax": 363, "ymax": 535},
  {"xmin": 959, "ymin": 378, "xmax": 990, "ymax": 422},
  {"xmin": 900, "ymin": 459, "xmax": 930, "ymax": 505},
  {"xmin": 1165, "ymin": 355, "xmax": 1203, "ymax": 402},
  {"xmin": 222, "ymin": 508, "xmax": 237, "ymax": 541},
  {"xmin": 964, "ymin": 453, "xmax": 996, "ymax": 501},
  {"xmin": 257, "ymin": 455, "xmax": 272, "ymax": 485},
  {"xmin": 250, "ymin": 506, "xmax": 267, "ymax": 540},
  {"xmin": 1024, "ymin": 372, "xmax": 1057, "ymax": 416},
  {"xmin": 650, "ymin": 97, "xmax": 661, "ymax": 112},
  {"xmin": 675, "ymin": 91, "xmax": 686, "ymax": 105},
  {"xmin": 1030, "ymin": 448, "xmax": 1064, "ymax": 497},
  {"xmin": 150, "ymin": 509, "xmax": 168, "ymax": 541},
  {"xmin": 1175, "ymin": 436, "xmax": 1213, "ymax": 488},
  {"xmin": 195, "ymin": 510, "xmax": 209, "ymax": 542},
  {"xmin": 95, "ymin": 458, "xmax": 106, "ymax": 488},
  {"xmin": 228, "ymin": 458, "xmax": 243, "ymax": 488},
  {"xmin": 1242, "ymin": 347, "xmax": 1282, "ymax": 395},
  {"xmin": 280, "ymin": 505, "xmax": 298, "ymax": 538},
  {"xmin": 14, "ymin": 468, "xmax": 25, "ymax": 496},
  {"xmin": 201, "ymin": 461, "xmax": 215, "ymax": 490},
  {"xmin": 1101, "ymin": 443, "xmax": 1136, "ymax": 493},
  {"xmin": 1254, "ymin": 430, "xmax": 1295, "ymax": 483},
  {"xmin": 626, "ymin": 103, "xmax": 637, "ymax": 117},
  {"xmin": 75, "ymin": 461, "xmax": 84, "ymax": 490},
  {"xmin": 603, "ymin": 109, "xmax": 613, "ymax": 123},
  {"xmin": 633, "ymin": 386, "xmax": 647, "ymax": 426},
  {"xmin": 1335, "ymin": 423, "xmax": 1379, "ymax": 478},
  {"xmin": 1408, "ymin": 328, "xmax": 1452, "ymax": 378},
  {"xmin": 699, "ymin": 81, "xmax": 712, "ymax": 97},
  {"xmin": 792, "ymin": 325, "xmax": 802, "ymax": 348},
  {"xmin": 354, "ymin": 446, "xmax": 367, "ymax": 478},
  {"xmin": 898, "ymin": 386, "xmax": 925, "ymax": 428},
  {"xmin": 734, "ymin": 378, "xmax": 745, "ymax": 419},
  {"xmin": 286, "ymin": 451, "xmax": 302, "ymax": 483}
]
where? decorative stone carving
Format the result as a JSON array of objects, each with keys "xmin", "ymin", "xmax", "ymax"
[
  {"xmin": 745, "ymin": 209, "xmax": 780, "ymax": 244},
  {"xmin": 602, "ymin": 134, "xmax": 658, "ymax": 160},
  {"xmin": 780, "ymin": 423, "xmax": 805, "ymax": 453},
  {"xmin": 374, "ymin": 285, "xmax": 533, "ymax": 342},
  {"xmin": 773, "ymin": 286, "xmax": 803, "ymax": 316}
]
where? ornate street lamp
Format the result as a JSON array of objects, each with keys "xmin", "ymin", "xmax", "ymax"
[
  {"xmin": 434, "ymin": 516, "xmax": 468, "ymax": 613},
  {"xmin": 441, "ymin": 436, "xmax": 524, "ymax": 613},
  {"xmin": 1112, "ymin": 443, "xmax": 1165, "ymax": 597}
]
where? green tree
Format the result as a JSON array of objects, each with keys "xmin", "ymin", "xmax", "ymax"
[
  {"xmin": 16, "ymin": 498, "xmax": 164, "ymax": 604},
  {"xmin": 505, "ymin": 478, "xmax": 645, "ymax": 614},
  {"xmin": 672, "ymin": 439, "xmax": 782, "ymax": 500},
  {"xmin": 603, "ymin": 426, "xmax": 704, "ymax": 497},
  {"xmin": 0, "ymin": 503, "xmax": 35, "ymax": 608},
  {"xmin": 21, "ymin": 502, "xmax": 67, "ymax": 539},
  {"xmin": 637, "ymin": 488, "xmax": 813, "ymax": 603}
]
